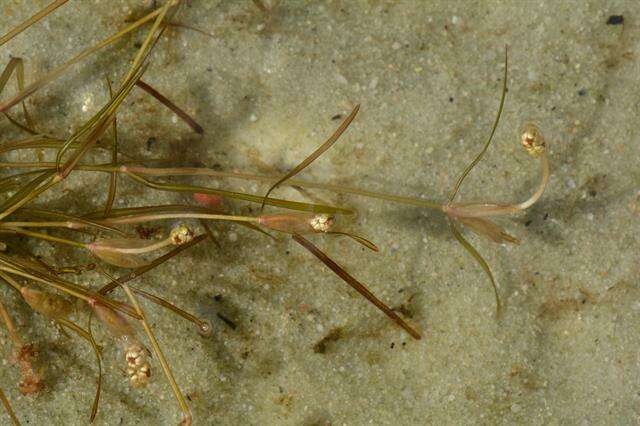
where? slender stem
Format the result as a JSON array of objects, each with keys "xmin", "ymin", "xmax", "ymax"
[
  {"xmin": 449, "ymin": 47, "xmax": 508, "ymax": 202},
  {"xmin": 56, "ymin": 317, "xmax": 103, "ymax": 423},
  {"xmin": 98, "ymin": 212, "xmax": 259, "ymax": 226},
  {"xmin": 292, "ymin": 233, "xmax": 421, "ymax": 340},
  {"xmin": 514, "ymin": 154, "xmax": 549, "ymax": 211},
  {"xmin": 121, "ymin": 0, "xmax": 174, "ymax": 84},
  {"xmin": 444, "ymin": 153, "xmax": 550, "ymax": 219},
  {"xmin": 121, "ymin": 284, "xmax": 192, "ymax": 425},
  {"xmin": 135, "ymin": 80, "xmax": 203, "ymax": 134},
  {"xmin": 0, "ymin": 6, "xmax": 167, "ymax": 113},
  {"xmin": 85, "ymin": 313, "xmax": 102, "ymax": 422},
  {"xmin": 124, "ymin": 170, "xmax": 352, "ymax": 215},
  {"xmin": 0, "ymin": 162, "xmax": 70, "ymax": 169},
  {"xmin": 12, "ymin": 207, "xmax": 125, "ymax": 235},
  {"xmin": 260, "ymin": 104, "xmax": 360, "ymax": 212},
  {"xmin": 0, "ymin": 265, "xmax": 91, "ymax": 305},
  {"xmin": 0, "ymin": 0, "xmax": 68, "ymax": 47},
  {"xmin": 123, "ymin": 165, "xmax": 444, "ymax": 209},
  {"xmin": 0, "ymin": 227, "xmax": 87, "ymax": 248},
  {"xmin": 0, "ymin": 271, "xmax": 22, "ymax": 292},
  {"xmin": 104, "ymin": 77, "xmax": 119, "ymax": 218},
  {"xmin": 0, "ymin": 257, "xmax": 140, "ymax": 319},
  {"xmin": 0, "ymin": 296, "xmax": 23, "ymax": 347},
  {"xmin": 0, "ymin": 221, "xmax": 79, "ymax": 229},
  {"xmin": 0, "ymin": 170, "xmax": 47, "ymax": 191},
  {"xmin": 0, "ymin": 386, "xmax": 20, "ymax": 426},
  {"xmin": 0, "ymin": 161, "xmax": 443, "ymax": 210},
  {"xmin": 128, "ymin": 285, "xmax": 211, "ymax": 335},
  {"xmin": 449, "ymin": 220, "xmax": 502, "ymax": 317},
  {"xmin": 0, "ymin": 175, "xmax": 59, "ymax": 221}
]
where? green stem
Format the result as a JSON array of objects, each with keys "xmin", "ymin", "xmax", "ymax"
[
  {"xmin": 0, "ymin": 6, "xmax": 168, "ymax": 113},
  {"xmin": 0, "ymin": 161, "xmax": 443, "ymax": 211},
  {"xmin": 0, "ymin": 175, "xmax": 59, "ymax": 221},
  {"xmin": 121, "ymin": 284, "xmax": 192, "ymax": 424},
  {"xmin": 0, "ymin": 386, "xmax": 20, "ymax": 426},
  {"xmin": 98, "ymin": 212, "xmax": 259, "ymax": 226},
  {"xmin": 0, "ymin": 221, "xmax": 79, "ymax": 229},
  {"xmin": 0, "ymin": 227, "xmax": 87, "ymax": 248}
]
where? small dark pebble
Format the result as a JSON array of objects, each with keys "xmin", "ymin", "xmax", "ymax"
[
  {"xmin": 331, "ymin": 114, "xmax": 343, "ymax": 120},
  {"xmin": 146, "ymin": 137, "xmax": 157, "ymax": 150},
  {"xmin": 606, "ymin": 15, "xmax": 624, "ymax": 25},
  {"xmin": 578, "ymin": 89, "xmax": 587, "ymax": 96},
  {"xmin": 524, "ymin": 220, "xmax": 533, "ymax": 227},
  {"xmin": 449, "ymin": 96, "xmax": 454, "ymax": 103}
]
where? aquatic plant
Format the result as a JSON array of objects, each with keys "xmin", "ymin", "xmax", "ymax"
[
  {"xmin": 0, "ymin": 2, "xmax": 421, "ymax": 423},
  {"xmin": 219, "ymin": 49, "xmax": 550, "ymax": 318},
  {"xmin": 0, "ymin": 2, "xmax": 549, "ymax": 424}
]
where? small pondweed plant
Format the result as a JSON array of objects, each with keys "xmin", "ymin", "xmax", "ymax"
[
  {"xmin": 0, "ymin": 1, "xmax": 420, "ymax": 423},
  {"xmin": 217, "ymin": 49, "xmax": 550, "ymax": 318},
  {"xmin": 0, "ymin": 2, "xmax": 550, "ymax": 425}
]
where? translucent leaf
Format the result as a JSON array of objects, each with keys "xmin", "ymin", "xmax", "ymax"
[
  {"xmin": 91, "ymin": 302, "xmax": 136, "ymax": 340},
  {"xmin": 20, "ymin": 287, "xmax": 72, "ymax": 319},
  {"xmin": 458, "ymin": 217, "xmax": 519, "ymax": 245},
  {"xmin": 89, "ymin": 238, "xmax": 149, "ymax": 268}
]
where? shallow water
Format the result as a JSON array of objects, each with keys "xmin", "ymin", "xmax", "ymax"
[{"xmin": 1, "ymin": 1, "xmax": 639, "ymax": 425}]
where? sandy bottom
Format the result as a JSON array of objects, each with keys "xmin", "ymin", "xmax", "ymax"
[{"xmin": 1, "ymin": 1, "xmax": 639, "ymax": 425}]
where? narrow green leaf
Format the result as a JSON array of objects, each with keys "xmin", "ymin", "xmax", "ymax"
[
  {"xmin": 449, "ymin": 47, "xmax": 508, "ymax": 202},
  {"xmin": 261, "ymin": 104, "xmax": 360, "ymax": 211},
  {"xmin": 292, "ymin": 233, "xmax": 421, "ymax": 340},
  {"xmin": 449, "ymin": 220, "xmax": 502, "ymax": 317}
]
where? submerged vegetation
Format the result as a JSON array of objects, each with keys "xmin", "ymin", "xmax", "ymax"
[{"xmin": 0, "ymin": 1, "xmax": 549, "ymax": 424}]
